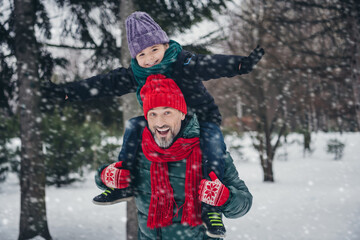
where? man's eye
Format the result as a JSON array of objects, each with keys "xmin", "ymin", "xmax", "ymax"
[{"xmin": 164, "ymin": 111, "xmax": 171, "ymax": 115}]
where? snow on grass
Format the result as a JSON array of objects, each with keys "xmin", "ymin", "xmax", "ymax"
[{"xmin": 1, "ymin": 132, "xmax": 360, "ymax": 239}]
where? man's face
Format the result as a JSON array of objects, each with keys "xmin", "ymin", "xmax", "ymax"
[
  {"xmin": 147, "ymin": 107, "xmax": 185, "ymax": 148},
  {"xmin": 135, "ymin": 44, "xmax": 169, "ymax": 68}
]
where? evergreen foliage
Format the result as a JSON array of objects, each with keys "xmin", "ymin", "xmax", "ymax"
[
  {"xmin": 136, "ymin": 0, "xmax": 227, "ymax": 34},
  {"xmin": 40, "ymin": 106, "xmax": 121, "ymax": 187},
  {"xmin": 1, "ymin": 104, "xmax": 121, "ymax": 187},
  {"xmin": 0, "ymin": 115, "xmax": 19, "ymax": 183}
]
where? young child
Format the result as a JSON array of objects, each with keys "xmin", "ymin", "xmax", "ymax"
[{"xmin": 58, "ymin": 11, "xmax": 264, "ymax": 238}]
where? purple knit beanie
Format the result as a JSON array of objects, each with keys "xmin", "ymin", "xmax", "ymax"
[{"xmin": 126, "ymin": 11, "xmax": 169, "ymax": 58}]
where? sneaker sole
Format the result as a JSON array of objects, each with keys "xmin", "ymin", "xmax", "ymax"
[
  {"xmin": 202, "ymin": 222, "xmax": 226, "ymax": 238},
  {"xmin": 92, "ymin": 196, "xmax": 134, "ymax": 206}
]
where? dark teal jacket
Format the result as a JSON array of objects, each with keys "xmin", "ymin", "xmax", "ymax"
[{"xmin": 133, "ymin": 115, "xmax": 253, "ymax": 240}]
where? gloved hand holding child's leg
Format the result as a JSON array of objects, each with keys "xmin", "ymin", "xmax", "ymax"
[
  {"xmin": 101, "ymin": 161, "xmax": 131, "ymax": 189},
  {"xmin": 93, "ymin": 161, "xmax": 133, "ymax": 205}
]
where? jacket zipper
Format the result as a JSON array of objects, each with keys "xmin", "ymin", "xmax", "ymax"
[{"xmin": 156, "ymin": 228, "xmax": 162, "ymax": 240}]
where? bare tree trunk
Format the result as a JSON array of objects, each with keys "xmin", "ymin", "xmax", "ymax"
[
  {"xmin": 263, "ymin": 122, "xmax": 275, "ymax": 183},
  {"xmin": 256, "ymin": 127, "xmax": 274, "ymax": 182},
  {"xmin": 262, "ymin": 159, "xmax": 274, "ymax": 182},
  {"xmin": 307, "ymin": 75, "xmax": 317, "ymax": 132},
  {"xmin": 119, "ymin": 1, "xmax": 141, "ymax": 239},
  {"xmin": 14, "ymin": 0, "xmax": 51, "ymax": 239}
]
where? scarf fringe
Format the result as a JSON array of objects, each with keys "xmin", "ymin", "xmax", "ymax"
[
  {"xmin": 181, "ymin": 196, "xmax": 202, "ymax": 226},
  {"xmin": 147, "ymin": 194, "xmax": 174, "ymax": 229}
]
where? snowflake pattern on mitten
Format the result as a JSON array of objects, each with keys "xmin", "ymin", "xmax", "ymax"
[
  {"xmin": 100, "ymin": 163, "xmax": 129, "ymax": 189},
  {"xmin": 101, "ymin": 163, "xmax": 118, "ymax": 188},
  {"xmin": 198, "ymin": 171, "xmax": 230, "ymax": 206},
  {"xmin": 200, "ymin": 179, "xmax": 221, "ymax": 205}
]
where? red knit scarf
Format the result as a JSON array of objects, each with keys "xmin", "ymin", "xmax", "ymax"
[{"xmin": 142, "ymin": 126, "xmax": 203, "ymax": 229}]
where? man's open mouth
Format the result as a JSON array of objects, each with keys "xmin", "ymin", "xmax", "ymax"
[{"xmin": 157, "ymin": 128, "xmax": 170, "ymax": 136}]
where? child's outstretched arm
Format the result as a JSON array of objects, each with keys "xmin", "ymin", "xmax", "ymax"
[
  {"xmin": 55, "ymin": 67, "xmax": 136, "ymax": 102},
  {"xmin": 181, "ymin": 45, "xmax": 264, "ymax": 81}
]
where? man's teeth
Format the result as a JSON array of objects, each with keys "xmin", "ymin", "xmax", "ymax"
[{"xmin": 157, "ymin": 128, "xmax": 169, "ymax": 133}]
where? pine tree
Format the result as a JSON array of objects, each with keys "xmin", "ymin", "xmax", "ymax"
[{"xmin": 14, "ymin": 0, "xmax": 52, "ymax": 238}]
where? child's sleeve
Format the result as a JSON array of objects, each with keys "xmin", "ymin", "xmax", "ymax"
[
  {"xmin": 182, "ymin": 52, "xmax": 245, "ymax": 81},
  {"xmin": 62, "ymin": 67, "xmax": 136, "ymax": 102},
  {"xmin": 220, "ymin": 153, "xmax": 253, "ymax": 219}
]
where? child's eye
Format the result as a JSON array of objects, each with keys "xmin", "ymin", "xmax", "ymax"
[{"xmin": 152, "ymin": 48, "xmax": 158, "ymax": 52}]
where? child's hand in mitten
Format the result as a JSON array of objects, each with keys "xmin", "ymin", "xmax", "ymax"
[{"xmin": 239, "ymin": 45, "xmax": 265, "ymax": 74}]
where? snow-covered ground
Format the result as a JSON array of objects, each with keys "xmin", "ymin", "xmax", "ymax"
[{"xmin": 1, "ymin": 132, "xmax": 359, "ymax": 240}]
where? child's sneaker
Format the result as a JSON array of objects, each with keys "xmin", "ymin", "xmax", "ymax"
[
  {"xmin": 202, "ymin": 211, "xmax": 226, "ymax": 238},
  {"xmin": 92, "ymin": 187, "xmax": 133, "ymax": 205}
]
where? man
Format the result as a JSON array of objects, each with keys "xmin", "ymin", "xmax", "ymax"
[{"xmin": 95, "ymin": 74, "xmax": 253, "ymax": 239}]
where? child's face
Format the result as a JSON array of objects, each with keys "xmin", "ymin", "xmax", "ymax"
[{"xmin": 136, "ymin": 43, "xmax": 169, "ymax": 68}]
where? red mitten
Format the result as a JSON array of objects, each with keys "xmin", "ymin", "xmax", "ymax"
[
  {"xmin": 198, "ymin": 171, "xmax": 230, "ymax": 206},
  {"xmin": 101, "ymin": 161, "xmax": 130, "ymax": 189}
]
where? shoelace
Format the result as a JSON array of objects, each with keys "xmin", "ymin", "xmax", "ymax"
[
  {"xmin": 208, "ymin": 212, "xmax": 223, "ymax": 226},
  {"xmin": 101, "ymin": 188, "xmax": 115, "ymax": 196}
]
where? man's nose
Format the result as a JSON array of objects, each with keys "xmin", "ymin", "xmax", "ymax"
[{"xmin": 155, "ymin": 116, "xmax": 166, "ymax": 127}]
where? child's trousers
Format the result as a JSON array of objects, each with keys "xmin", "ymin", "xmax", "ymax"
[
  {"xmin": 199, "ymin": 121, "xmax": 226, "ymax": 181},
  {"xmin": 118, "ymin": 116, "xmax": 146, "ymax": 171}
]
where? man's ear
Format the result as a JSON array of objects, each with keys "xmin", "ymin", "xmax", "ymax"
[{"xmin": 181, "ymin": 113, "xmax": 185, "ymax": 120}]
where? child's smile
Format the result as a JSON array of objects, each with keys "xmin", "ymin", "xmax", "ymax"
[{"xmin": 145, "ymin": 59, "xmax": 159, "ymax": 68}]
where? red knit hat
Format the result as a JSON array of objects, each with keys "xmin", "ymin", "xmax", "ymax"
[{"xmin": 140, "ymin": 74, "xmax": 187, "ymax": 119}]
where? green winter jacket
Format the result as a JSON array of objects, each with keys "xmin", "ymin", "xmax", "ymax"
[{"xmin": 132, "ymin": 115, "xmax": 253, "ymax": 240}]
